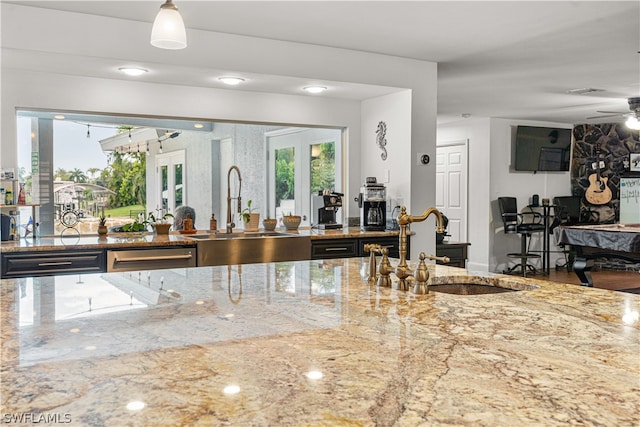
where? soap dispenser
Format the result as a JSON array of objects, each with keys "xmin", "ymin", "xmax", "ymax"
[
  {"xmin": 183, "ymin": 213, "xmax": 193, "ymax": 231},
  {"xmin": 210, "ymin": 214, "xmax": 217, "ymax": 231}
]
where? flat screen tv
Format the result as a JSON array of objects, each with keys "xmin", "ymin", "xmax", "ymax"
[{"xmin": 514, "ymin": 126, "xmax": 571, "ymax": 172}]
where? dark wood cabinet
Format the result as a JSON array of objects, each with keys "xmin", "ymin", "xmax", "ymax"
[
  {"xmin": 1, "ymin": 250, "xmax": 106, "ymax": 278},
  {"xmin": 311, "ymin": 239, "xmax": 359, "ymax": 259},
  {"xmin": 311, "ymin": 235, "xmax": 408, "ymax": 260},
  {"xmin": 436, "ymin": 242, "xmax": 470, "ymax": 268}
]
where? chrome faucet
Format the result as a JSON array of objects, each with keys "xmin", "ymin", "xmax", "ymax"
[
  {"xmin": 226, "ymin": 165, "xmax": 242, "ymax": 233},
  {"xmin": 376, "ymin": 206, "xmax": 449, "ymax": 292}
]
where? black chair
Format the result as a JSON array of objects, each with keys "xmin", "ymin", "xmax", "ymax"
[
  {"xmin": 498, "ymin": 197, "xmax": 545, "ymax": 277},
  {"xmin": 553, "ymin": 196, "xmax": 583, "ymax": 226},
  {"xmin": 552, "ymin": 196, "xmax": 585, "ymax": 271}
]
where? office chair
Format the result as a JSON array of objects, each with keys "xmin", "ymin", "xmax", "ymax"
[{"xmin": 498, "ymin": 197, "xmax": 545, "ymax": 277}]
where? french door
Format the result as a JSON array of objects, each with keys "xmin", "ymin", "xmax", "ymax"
[
  {"xmin": 267, "ymin": 129, "xmax": 342, "ymax": 227},
  {"xmin": 156, "ymin": 150, "xmax": 185, "ymax": 215}
]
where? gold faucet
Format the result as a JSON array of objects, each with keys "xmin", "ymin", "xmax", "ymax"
[
  {"xmin": 379, "ymin": 205, "xmax": 448, "ymax": 291},
  {"xmin": 226, "ymin": 165, "xmax": 242, "ymax": 233}
]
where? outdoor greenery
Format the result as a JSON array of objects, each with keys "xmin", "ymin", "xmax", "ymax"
[
  {"xmin": 100, "ymin": 152, "xmax": 146, "ymax": 208},
  {"xmin": 310, "ymin": 142, "xmax": 335, "ymax": 193},
  {"xmin": 104, "ymin": 205, "xmax": 144, "ymax": 217}
]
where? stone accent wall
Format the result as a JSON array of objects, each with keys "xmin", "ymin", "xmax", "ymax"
[{"xmin": 571, "ymin": 124, "xmax": 640, "ymax": 223}]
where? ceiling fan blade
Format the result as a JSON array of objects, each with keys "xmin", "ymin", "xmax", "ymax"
[
  {"xmin": 586, "ymin": 114, "xmax": 623, "ymax": 119},
  {"xmin": 595, "ymin": 110, "xmax": 628, "ymax": 114}
]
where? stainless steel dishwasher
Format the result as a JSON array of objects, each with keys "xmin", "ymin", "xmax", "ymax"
[{"xmin": 107, "ymin": 247, "xmax": 196, "ymax": 272}]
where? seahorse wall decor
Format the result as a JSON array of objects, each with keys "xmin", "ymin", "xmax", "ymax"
[{"xmin": 376, "ymin": 121, "xmax": 388, "ymax": 161}]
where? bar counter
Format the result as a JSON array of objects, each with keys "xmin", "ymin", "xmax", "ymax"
[{"xmin": 1, "ymin": 259, "xmax": 638, "ymax": 426}]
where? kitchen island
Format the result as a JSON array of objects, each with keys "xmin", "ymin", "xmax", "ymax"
[
  {"xmin": 0, "ymin": 228, "xmax": 405, "ymax": 277},
  {"xmin": 1, "ymin": 259, "xmax": 638, "ymax": 426}
]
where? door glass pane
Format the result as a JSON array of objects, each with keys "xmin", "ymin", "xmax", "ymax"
[
  {"xmin": 310, "ymin": 142, "xmax": 335, "ymax": 193},
  {"xmin": 174, "ymin": 163, "xmax": 183, "ymax": 208},
  {"xmin": 161, "ymin": 165, "xmax": 168, "ymax": 212},
  {"xmin": 275, "ymin": 147, "xmax": 295, "ymax": 218}
]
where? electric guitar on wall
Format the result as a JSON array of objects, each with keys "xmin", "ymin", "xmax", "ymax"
[{"xmin": 585, "ymin": 142, "xmax": 612, "ymax": 205}]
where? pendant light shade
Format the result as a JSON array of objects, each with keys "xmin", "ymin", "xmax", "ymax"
[{"xmin": 150, "ymin": 0, "xmax": 187, "ymax": 50}]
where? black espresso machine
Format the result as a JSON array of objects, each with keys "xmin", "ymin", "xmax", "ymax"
[
  {"xmin": 311, "ymin": 190, "xmax": 343, "ymax": 229},
  {"xmin": 355, "ymin": 177, "xmax": 387, "ymax": 231}
]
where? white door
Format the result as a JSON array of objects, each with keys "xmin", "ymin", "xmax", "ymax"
[
  {"xmin": 156, "ymin": 150, "xmax": 185, "ymax": 215},
  {"xmin": 436, "ymin": 141, "xmax": 468, "ymax": 243}
]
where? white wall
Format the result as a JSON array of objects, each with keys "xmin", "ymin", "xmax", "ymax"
[
  {"xmin": 438, "ymin": 117, "xmax": 573, "ymax": 273},
  {"xmin": 361, "ymin": 90, "xmax": 412, "ymax": 215},
  {"xmin": 1, "ymin": 4, "xmax": 438, "ymax": 243}
]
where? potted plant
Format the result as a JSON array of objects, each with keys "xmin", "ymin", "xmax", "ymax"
[
  {"xmin": 97, "ymin": 212, "xmax": 108, "ymax": 236},
  {"xmin": 282, "ymin": 212, "xmax": 301, "ymax": 230},
  {"xmin": 147, "ymin": 210, "xmax": 174, "ymax": 235},
  {"xmin": 262, "ymin": 216, "xmax": 277, "ymax": 231},
  {"xmin": 240, "ymin": 200, "xmax": 260, "ymax": 232}
]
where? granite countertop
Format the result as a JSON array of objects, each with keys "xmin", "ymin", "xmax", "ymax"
[
  {"xmin": 0, "ymin": 228, "xmax": 401, "ymax": 253},
  {"xmin": 1, "ymin": 259, "xmax": 638, "ymax": 426}
]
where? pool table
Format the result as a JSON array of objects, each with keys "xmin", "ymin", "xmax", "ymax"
[{"xmin": 554, "ymin": 223, "xmax": 640, "ymax": 286}]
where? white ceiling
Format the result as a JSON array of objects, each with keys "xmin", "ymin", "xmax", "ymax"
[{"xmin": 2, "ymin": 1, "xmax": 639, "ymax": 125}]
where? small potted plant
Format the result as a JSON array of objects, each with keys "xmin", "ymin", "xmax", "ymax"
[
  {"xmin": 147, "ymin": 210, "xmax": 174, "ymax": 235},
  {"xmin": 282, "ymin": 212, "xmax": 302, "ymax": 230},
  {"xmin": 240, "ymin": 200, "xmax": 260, "ymax": 232},
  {"xmin": 97, "ymin": 212, "xmax": 108, "ymax": 236}
]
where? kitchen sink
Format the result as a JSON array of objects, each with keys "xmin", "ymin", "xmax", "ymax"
[
  {"xmin": 187, "ymin": 231, "xmax": 311, "ymax": 266},
  {"xmin": 425, "ymin": 276, "xmax": 538, "ymax": 295},
  {"xmin": 427, "ymin": 283, "xmax": 518, "ymax": 295}
]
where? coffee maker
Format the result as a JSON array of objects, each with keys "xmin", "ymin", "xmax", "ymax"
[
  {"xmin": 356, "ymin": 177, "xmax": 387, "ymax": 231},
  {"xmin": 311, "ymin": 190, "xmax": 343, "ymax": 229}
]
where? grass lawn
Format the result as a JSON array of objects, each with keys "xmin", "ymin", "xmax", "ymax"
[{"xmin": 105, "ymin": 205, "xmax": 146, "ymax": 218}]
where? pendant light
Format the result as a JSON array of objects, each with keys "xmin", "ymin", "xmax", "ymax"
[{"xmin": 150, "ymin": 0, "xmax": 187, "ymax": 50}]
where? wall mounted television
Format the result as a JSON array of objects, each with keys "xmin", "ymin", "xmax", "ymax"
[{"xmin": 514, "ymin": 126, "xmax": 571, "ymax": 172}]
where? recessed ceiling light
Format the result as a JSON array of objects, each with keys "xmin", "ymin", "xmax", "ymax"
[
  {"xmin": 126, "ymin": 401, "xmax": 146, "ymax": 411},
  {"xmin": 54, "ymin": 115, "xmax": 65, "ymax": 120},
  {"xmin": 193, "ymin": 123, "xmax": 204, "ymax": 129},
  {"xmin": 218, "ymin": 76, "xmax": 245, "ymax": 85},
  {"xmin": 303, "ymin": 86, "xmax": 327, "ymax": 94},
  {"xmin": 118, "ymin": 67, "xmax": 148, "ymax": 77}
]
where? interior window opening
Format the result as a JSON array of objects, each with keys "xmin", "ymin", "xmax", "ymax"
[{"xmin": 14, "ymin": 111, "xmax": 344, "ymax": 237}]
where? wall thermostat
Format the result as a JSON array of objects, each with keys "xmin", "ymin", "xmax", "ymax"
[{"xmin": 417, "ymin": 153, "xmax": 430, "ymax": 165}]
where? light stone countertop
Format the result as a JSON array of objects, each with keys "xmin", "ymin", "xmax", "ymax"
[
  {"xmin": 0, "ymin": 228, "xmax": 401, "ymax": 253},
  {"xmin": 1, "ymin": 258, "xmax": 638, "ymax": 426}
]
